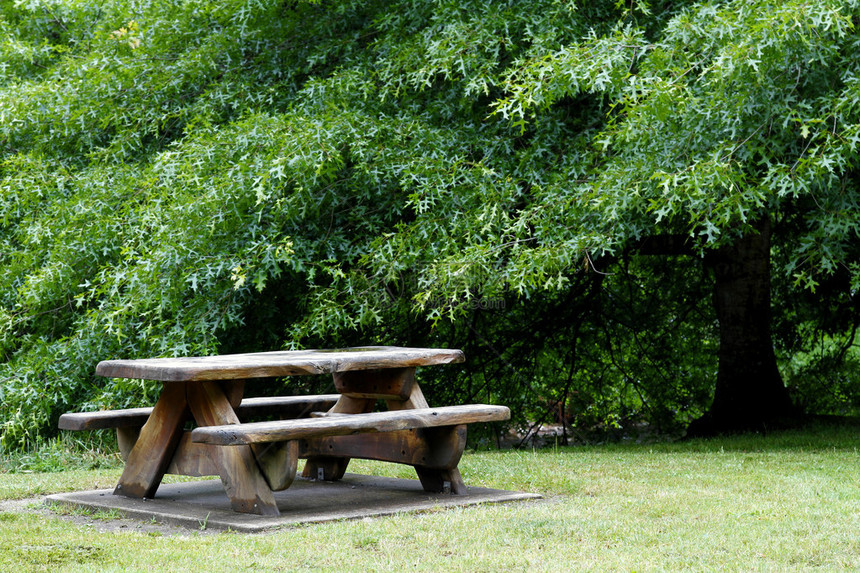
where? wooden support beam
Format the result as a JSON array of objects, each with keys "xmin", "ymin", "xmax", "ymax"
[
  {"xmin": 300, "ymin": 392, "xmax": 375, "ymax": 482},
  {"xmin": 386, "ymin": 380, "xmax": 430, "ymax": 410},
  {"xmin": 299, "ymin": 425, "xmax": 466, "ymax": 469},
  {"xmin": 115, "ymin": 427, "xmax": 140, "ymax": 461},
  {"xmin": 252, "ymin": 440, "xmax": 298, "ymax": 491},
  {"xmin": 165, "ymin": 432, "xmax": 221, "ymax": 477},
  {"xmin": 415, "ymin": 466, "xmax": 468, "ymax": 495},
  {"xmin": 186, "ymin": 381, "xmax": 279, "ymax": 516},
  {"xmin": 332, "ymin": 367, "xmax": 415, "ymax": 400},
  {"xmin": 219, "ymin": 379, "xmax": 245, "ymax": 408},
  {"xmin": 114, "ymin": 383, "xmax": 187, "ymax": 499}
]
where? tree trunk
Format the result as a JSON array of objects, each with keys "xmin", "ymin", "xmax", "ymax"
[{"xmin": 688, "ymin": 217, "xmax": 798, "ymax": 435}]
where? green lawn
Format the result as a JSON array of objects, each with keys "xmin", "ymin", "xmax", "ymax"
[{"xmin": 1, "ymin": 423, "xmax": 858, "ymax": 572}]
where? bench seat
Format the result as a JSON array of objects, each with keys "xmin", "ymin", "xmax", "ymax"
[
  {"xmin": 191, "ymin": 404, "xmax": 511, "ymax": 445},
  {"xmin": 58, "ymin": 394, "xmax": 341, "ymax": 431}
]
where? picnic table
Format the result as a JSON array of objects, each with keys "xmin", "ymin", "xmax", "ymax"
[{"xmin": 58, "ymin": 346, "xmax": 510, "ymax": 516}]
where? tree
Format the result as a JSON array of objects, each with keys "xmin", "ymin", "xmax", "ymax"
[
  {"xmin": 488, "ymin": 0, "xmax": 860, "ymax": 431},
  {"xmin": 0, "ymin": 0, "xmax": 858, "ymax": 448}
]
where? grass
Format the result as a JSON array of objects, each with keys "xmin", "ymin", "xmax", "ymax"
[{"xmin": 0, "ymin": 422, "xmax": 858, "ymax": 571}]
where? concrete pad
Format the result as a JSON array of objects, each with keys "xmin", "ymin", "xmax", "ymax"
[{"xmin": 44, "ymin": 474, "xmax": 541, "ymax": 533}]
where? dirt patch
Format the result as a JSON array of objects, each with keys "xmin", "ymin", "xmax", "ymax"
[{"xmin": 0, "ymin": 496, "xmax": 221, "ymax": 537}]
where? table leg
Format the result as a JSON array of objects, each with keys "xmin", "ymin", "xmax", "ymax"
[
  {"xmin": 186, "ymin": 381, "xmax": 280, "ymax": 516},
  {"xmin": 114, "ymin": 383, "xmax": 188, "ymax": 499},
  {"xmin": 384, "ymin": 378, "xmax": 430, "ymax": 411},
  {"xmin": 388, "ymin": 383, "xmax": 468, "ymax": 494},
  {"xmin": 219, "ymin": 379, "xmax": 245, "ymax": 408},
  {"xmin": 301, "ymin": 393, "xmax": 374, "ymax": 481},
  {"xmin": 304, "ymin": 372, "xmax": 471, "ymax": 494},
  {"xmin": 253, "ymin": 440, "xmax": 299, "ymax": 491},
  {"xmin": 415, "ymin": 467, "xmax": 467, "ymax": 494}
]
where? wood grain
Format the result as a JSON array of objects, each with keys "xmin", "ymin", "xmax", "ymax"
[
  {"xmin": 299, "ymin": 425, "xmax": 467, "ymax": 469},
  {"xmin": 238, "ymin": 395, "xmax": 341, "ymax": 419},
  {"xmin": 186, "ymin": 381, "xmax": 279, "ymax": 516},
  {"xmin": 114, "ymin": 383, "xmax": 188, "ymax": 499},
  {"xmin": 386, "ymin": 380, "xmax": 431, "ymax": 411},
  {"xmin": 59, "ymin": 395, "xmax": 341, "ymax": 431},
  {"xmin": 192, "ymin": 404, "xmax": 511, "ymax": 446},
  {"xmin": 164, "ymin": 432, "xmax": 221, "ymax": 477},
  {"xmin": 332, "ymin": 367, "xmax": 415, "ymax": 400},
  {"xmin": 95, "ymin": 346, "xmax": 464, "ymax": 382},
  {"xmin": 253, "ymin": 440, "xmax": 299, "ymax": 491},
  {"xmin": 300, "ymin": 392, "xmax": 375, "ymax": 481},
  {"xmin": 220, "ymin": 379, "xmax": 245, "ymax": 408},
  {"xmin": 60, "ymin": 407, "xmax": 154, "ymax": 430},
  {"xmin": 415, "ymin": 466, "xmax": 467, "ymax": 495},
  {"xmin": 115, "ymin": 427, "xmax": 140, "ymax": 460}
]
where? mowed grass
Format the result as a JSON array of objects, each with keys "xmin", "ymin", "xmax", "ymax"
[{"xmin": 0, "ymin": 422, "xmax": 858, "ymax": 572}]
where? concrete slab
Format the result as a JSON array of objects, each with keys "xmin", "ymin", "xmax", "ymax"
[{"xmin": 44, "ymin": 474, "xmax": 541, "ymax": 533}]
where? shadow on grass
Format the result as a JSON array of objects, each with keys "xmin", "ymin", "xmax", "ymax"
[{"xmin": 557, "ymin": 416, "xmax": 860, "ymax": 454}]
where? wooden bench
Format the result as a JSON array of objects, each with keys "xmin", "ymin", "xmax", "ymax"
[
  {"xmin": 192, "ymin": 404, "xmax": 510, "ymax": 494},
  {"xmin": 192, "ymin": 404, "xmax": 512, "ymax": 444},
  {"xmin": 59, "ymin": 394, "xmax": 340, "ymax": 460}
]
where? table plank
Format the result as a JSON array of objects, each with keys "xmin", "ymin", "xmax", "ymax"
[{"xmin": 96, "ymin": 346, "xmax": 464, "ymax": 382}]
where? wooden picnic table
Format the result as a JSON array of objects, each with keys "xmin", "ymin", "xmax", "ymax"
[{"xmin": 59, "ymin": 346, "xmax": 509, "ymax": 516}]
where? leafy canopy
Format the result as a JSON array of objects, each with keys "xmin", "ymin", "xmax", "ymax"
[{"xmin": 1, "ymin": 0, "xmax": 858, "ymax": 448}]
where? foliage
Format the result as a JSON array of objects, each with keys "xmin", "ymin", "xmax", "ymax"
[
  {"xmin": 0, "ymin": 431, "xmax": 120, "ymax": 473},
  {"xmin": 0, "ymin": 0, "xmax": 858, "ymax": 448},
  {"xmin": 492, "ymin": 0, "xmax": 860, "ymax": 285}
]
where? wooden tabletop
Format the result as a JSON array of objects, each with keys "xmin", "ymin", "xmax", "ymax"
[{"xmin": 95, "ymin": 346, "xmax": 465, "ymax": 382}]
